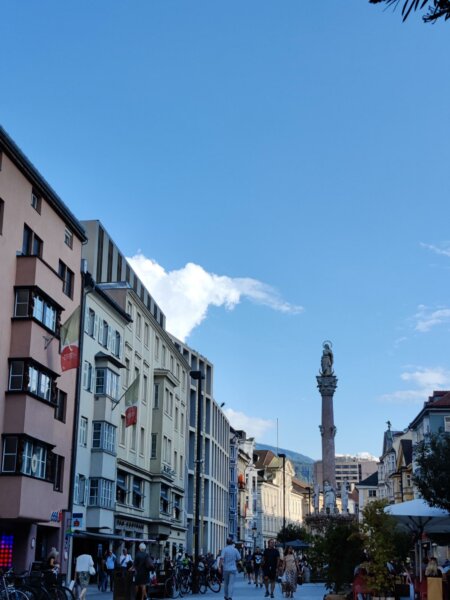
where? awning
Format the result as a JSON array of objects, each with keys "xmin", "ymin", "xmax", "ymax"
[{"xmin": 70, "ymin": 530, "xmax": 157, "ymax": 543}]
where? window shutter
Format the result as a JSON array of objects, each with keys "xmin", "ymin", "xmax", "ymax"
[
  {"xmin": 107, "ymin": 325, "xmax": 112, "ymax": 351},
  {"xmin": 98, "ymin": 319, "xmax": 103, "ymax": 344}
]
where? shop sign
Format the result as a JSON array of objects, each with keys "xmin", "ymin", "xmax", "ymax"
[
  {"xmin": 72, "ymin": 513, "xmax": 84, "ymax": 529},
  {"xmin": 50, "ymin": 511, "xmax": 63, "ymax": 523},
  {"xmin": 115, "ymin": 518, "xmax": 144, "ymax": 531}
]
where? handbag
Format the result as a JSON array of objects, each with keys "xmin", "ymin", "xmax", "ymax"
[{"xmin": 89, "ymin": 565, "xmax": 96, "ymax": 576}]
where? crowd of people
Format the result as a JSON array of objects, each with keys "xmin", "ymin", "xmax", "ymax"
[{"xmin": 68, "ymin": 538, "xmax": 311, "ymax": 600}]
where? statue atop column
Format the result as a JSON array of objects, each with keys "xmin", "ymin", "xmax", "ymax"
[{"xmin": 320, "ymin": 341, "xmax": 334, "ymax": 376}]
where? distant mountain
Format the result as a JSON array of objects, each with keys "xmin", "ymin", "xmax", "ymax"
[{"xmin": 255, "ymin": 443, "xmax": 315, "ymax": 484}]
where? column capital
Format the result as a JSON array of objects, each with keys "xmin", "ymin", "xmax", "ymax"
[{"xmin": 316, "ymin": 375, "xmax": 338, "ymax": 396}]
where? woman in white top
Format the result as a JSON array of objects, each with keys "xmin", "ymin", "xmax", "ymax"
[{"xmin": 75, "ymin": 554, "xmax": 95, "ymax": 600}]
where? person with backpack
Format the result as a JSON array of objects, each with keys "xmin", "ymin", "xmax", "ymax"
[
  {"xmin": 133, "ymin": 543, "xmax": 154, "ymax": 600},
  {"xmin": 244, "ymin": 549, "xmax": 254, "ymax": 584},
  {"xmin": 252, "ymin": 547, "xmax": 263, "ymax": 588}
]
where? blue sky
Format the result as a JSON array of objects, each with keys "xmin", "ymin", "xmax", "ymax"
[{"xmin": 2, "ymin": 1, "xmax": 450, "ymax": 460}]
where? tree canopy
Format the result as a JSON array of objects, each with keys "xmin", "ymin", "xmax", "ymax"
[
  {"xmin": 413, "ymin": 433, "xmax": 450, "ymax": 512},
  {"xmin": 369, "ymin": 0, "xmax": 450, "ymax": 23},
  {"xmin": 277, "ymin": 523, "xmax": 311, "ymax": 545}
]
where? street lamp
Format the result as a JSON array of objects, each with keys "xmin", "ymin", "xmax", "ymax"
[
  {"xmin": 190, "ymin": 369, "xmax": 205, "ymax": 591},
  {"xmin": 278, "ymin": 453, "xmax": 286, "ymax": 545}
]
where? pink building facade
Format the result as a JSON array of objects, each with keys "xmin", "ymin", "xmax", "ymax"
[{"xmin": 0, "ymin": 127, "xmax": 86, "ymax": 572}]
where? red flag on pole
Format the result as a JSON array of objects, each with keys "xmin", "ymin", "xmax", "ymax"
[
  {"xmin": 60, "ymin": 306, "xmax": 81, "ymax": 371},
  {"xmin": 124, "ymin": 376, "xmax": 140, "ymax": 427}
]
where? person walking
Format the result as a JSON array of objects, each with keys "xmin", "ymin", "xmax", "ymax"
[
  {"xmin": 75, "ymin": 553, "xmax": 95, "ymax": 600},
  {"xmin": 281, "ymin": 547, "xmax": 299, "ymax": 598},
  {"xmin": 133, "ymin": 543, "xmax": 154, "ymax": 600},
  {"xmin": 105, "ymin": 550, "xmax": 117, "ymax": 592},
  {"xmin": 262, "ymin": 539, "xmax": 280, "ymax": 599},
  {"xmin": 252, "ymin": 547, "xmax": 263, "ymax": 588},
  {"xmin": 219, "ymin": 538, "xmax": 241, "ymax": 600},
  {"xmin": 119, "ymin": 548, "xmax": 132, "ymax": 571}
]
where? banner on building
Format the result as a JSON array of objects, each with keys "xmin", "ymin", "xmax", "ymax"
[
  {"xmin": 60, "ymin": 306, "xmax": 81, "ymax": 371},
  {"xmin": 124, "ymin": 375, "xmax": 140, "ymax": 427}
]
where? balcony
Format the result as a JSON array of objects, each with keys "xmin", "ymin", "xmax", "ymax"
[
  {"xmin": 15, "ymin": 255, "xmax": 70, "ymax": 309},
  {"xmin": 161, "ymin": 465, "xmax": 176, "ymax": 480}
]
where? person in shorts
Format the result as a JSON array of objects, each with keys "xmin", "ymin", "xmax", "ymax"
[
  {"xmin": 252, "ymin": 547, "xmax": 263, "ymax": 588},
  {"xmin": 262, "ymin": 539, "xmax": 281, "ymax": 598}
]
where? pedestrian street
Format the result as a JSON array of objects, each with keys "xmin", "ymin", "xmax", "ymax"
[{"xmin": 86, "ymin": 577, "xmax": 328, "ymax": 600}]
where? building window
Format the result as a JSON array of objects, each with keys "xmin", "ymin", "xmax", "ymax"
[
  {"xmin": 1, "ymin": 435, "xmax": 58, "ymax": 482},
  {"xmin": 98, "ymin": 319, "xmax": 109, "ymax": 348},
  {"xmin": 31, "ymin": 191, "xmax": 41, "ymax": 213},
  {"xmin": 0, "ymin": 198, "xmax": 4, "ymax": 235},
  {"xmin": 96, "ymin": 226, "xmax": 104, "ymax": 283},
  {"xmin": 22, "ymin": 224, "xmax": 42, "ymax": 257},
  {"xmin": 95, "ymin": 368, "xmax": 119, "ymax": 400},
  {"xmin": 89, "ymin": 478, "xmax": 114, "ymax": 509},
  {"xmin": 173, "ymin": 494, "xmax": 182, "ymax": 520},
  {"xmin": 58, "ymin": 261, "xmax": 74, "ymax": 298},
  {"xmin": 85, "ymin": 308, "xmax": 96, "ymax": 337},
  {"xmin": 79, "ymin": 417, "xmax": 88, "ymax": 447},
  {"xmin": 153, "ymin": 383, "xmax": 160, "ymax": 409},
  {"xmin": 130, "ymin": 425, "xmax": 137, "ymax": 452},
  {"xmin": 120, "ymin": 416, "xmax": 126, "ymax": 446},
  {"xmin": 53, "ymin": 455, "xmax": 64, "ymax": 492},
  {"xmin": 139, "ymin": 427, "xmax": 145, "ymax": 456},
  {"xmin": 160, "ymin": 484, "xmax": 169, "ymax": 514},
  {"xmin": 155, "ymin": 336, "xmax": 160, "ymax": 360},
  {"xmin": 136, "ymin": 313, "xmax": 141, "ymax": 339},
  {"xmin": 151, "ymin": 433, "xmax": 157, "ymax": 459},
  {"xmin": 92, "ymin": 422, "xmax": 116, "ymax": 453},
  {"xmin": 75, "ymin": 474, "xmax": 87, "ymax": 505},
  {"xmin": 113, "ymin": 331, "xmax": 121, "ymax": 358},
  {"xmin": 142, "ymin": 375, "xmax": 148, "ymax": 404},
  {"xmin": 144, "ymin": 323, "xmax": 149, "ymax": 347},
  {"xmin": 83, "ymin": 361, "xmax": 93, "ymax": 391},
  {"xmin": 180, "ymin": 412, "xmax": 184, "ymax": 436},
  {"xmin": 64, "ymin": 228, "xmax": 73, "ymax": 249},
  {"xmin": 125, "ymin": 358, "xmax": 130, "ymax": 386},
  {"xmin": 116, "ymin": 470, "xmax": 128, "ymax": 504},
  {"xmin": 132, "ymin": 476, "xmax": 143, "ymax": 508},
  {"xmin": 127, "ymin": 300, "xmax": 133, "ymax": 318},
  {"xmin": 14, "ymin": 288, "xmax": 59, "ymax": 333},
  {"xmin": 54, "ymin": 390, "xmax": 67, "ymax": 422},
  {"xmin": 117, "ymin": 254, "xmax": 123, "ymax": 281},
  {"xmin": 369, "ymin": 490, "xmax": 377, "ymax": 498},
  {"xmin": 445, "ymin": 416, "xmax": 450, "ymax": 433},
  {"xmin": 8, "ymin": 359, "xmax": 56, "ymax": 404},
  {"xmin": 175, "ymin": 407, "xmax": 179, "ymax": 431}
]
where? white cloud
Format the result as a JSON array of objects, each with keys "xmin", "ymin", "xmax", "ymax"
[
  {"xmin": 420, "ymin": 241, "xmax": 450, "ymax": 258},
  {"xmin": 379, "ymin": 366, "xmax": 450, "ymax": 405},
  {"xmin": 127, "ymin": 253, "xmax": 303, "ymax": 341},
  {"xmin": 223, "ymin": 408, "xmax": 275, "ymax": 439},
  {"xmin": 414, "ymin": 304, "xmax": 450, "ymax": 333}
]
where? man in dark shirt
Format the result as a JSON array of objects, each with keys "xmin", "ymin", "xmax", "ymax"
[{"xmin": 262, "ymin": 539, "xmax": 280, "ymax": 598}]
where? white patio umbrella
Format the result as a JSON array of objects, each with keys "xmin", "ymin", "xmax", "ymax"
[{"xmin": 384, "ymin": 499, "xmax": 450, "ymax": 579}]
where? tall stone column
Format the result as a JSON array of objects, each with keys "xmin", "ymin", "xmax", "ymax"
[
  {"xmin": 317, "ymin": 374, "xmax": 337, "ymax": 490},
  {"xmin": 317, "ymin": 342, "xmax": 338, "ymax": 513}
]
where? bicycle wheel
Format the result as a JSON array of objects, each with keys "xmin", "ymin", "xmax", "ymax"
[
  {"xmin": 198, "ymin": 576, "xmax": 207, "ymax": 595},
  {"xmin": 164, "ymin": 577, "xmax": 180, "ymax": 599},
  {"xmin": 6, "ymin": 589, "xmax": 33, "ymax": 600},
  {"xmin": 207, "ymin": 575, "xmax": 221, "ymax": 593},
  {"xmin": 15, "ymin": 586, "xmax": 37, "ymax": 600},
  {"xmin": 180, "ymin": 575, "xmax": 190, "ymax": 595},
  {"xmin": 56, "ymin": 586, "xmax": 75, "ymax": 600}
]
